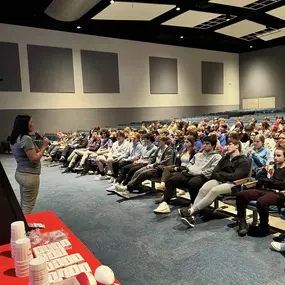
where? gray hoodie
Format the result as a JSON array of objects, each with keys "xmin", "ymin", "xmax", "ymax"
[{"xmin": 186, "ymin": 150, "xmax": 222, "ymax": 179}]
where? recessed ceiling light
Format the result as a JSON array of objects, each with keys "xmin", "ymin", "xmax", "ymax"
[
  {"xmin": 110, "ymin": 0, "xmax": 114, "ymax": 3},
  {"xmin": 226, "ymin": 18, "xmax": 230, "ymax": 21},
  {"xmin": 180, "ymin": 36, "xmax": 184, "ymax": 39},
  {"xmin": 77, "ymin": 26, "xmax": 81, "ymax": 29},
  {"xmin": 176, "ymin": 7, "xmax": 181, "ymax": 11},
  {"xmin": 250, "ymin": 45, "xmax": 253, "ymax": 48}
]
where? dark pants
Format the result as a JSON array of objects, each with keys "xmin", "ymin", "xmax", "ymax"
[
  {"xmin": 127, "ymin": 166, "xmax": 163, "ymax": 192},
  {"xmin": 236, "ymin": 189, "xmax": 281, "ymax": 228},
  {"xmin": 163, "ymin": 173, "xmax": 207, "ymax": 203},
  {"xmin": 112, "ymin": 160, "xmax": 132, "ymax": 178},
  {"xmin": 62, "ymin": 146, "xmax": 76, "ymax": 158},
  {"xmin": 120, "ymin": 163, "xmax": 147, "ymax": 185}
]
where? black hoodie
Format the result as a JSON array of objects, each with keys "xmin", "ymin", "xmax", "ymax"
[{"xmin": 211, "ymin": 154, "xmax": 251, "ymax": 183}]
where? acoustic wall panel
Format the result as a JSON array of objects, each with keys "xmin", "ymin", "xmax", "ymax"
[
  {"xmin": 81, "ymin": 50, "xmax": 120, "ymax": 93},
  {"xmin": 0, "ymin": 42, "xmax": 22, "ymax": 91},
  {"xmin": 27, "ymin": 45, "xmax": 75, "ymax": 93},
  {"xmin": 149, "ymin": 56, "xmax": 178, "ymax": 94},
  {"xmin": 202, "ymin": 61, "xmax": 224, "ymax": 94}
]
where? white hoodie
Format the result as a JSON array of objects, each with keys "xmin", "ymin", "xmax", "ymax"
[{"xmin": 186, "ymin": 150, "xmax": 222, "ymax": 179}]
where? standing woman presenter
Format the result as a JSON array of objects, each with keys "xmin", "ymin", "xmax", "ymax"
[{"xmin": 10, "ymin": 115, "xmax": 49, "ymax": 214}]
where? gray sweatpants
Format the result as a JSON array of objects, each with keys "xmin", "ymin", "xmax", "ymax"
[
  {"xmin": 192, "ymin": 179, "xmax": 233, "ymax": 212},
  {"xmin": 15, "ymin": 172, "xmax": 40, "ymax": 214}
]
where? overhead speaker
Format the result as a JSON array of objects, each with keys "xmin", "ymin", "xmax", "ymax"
[{"xmin": 45, "ymin": 0, "xmax": 103, "ymax": 22}]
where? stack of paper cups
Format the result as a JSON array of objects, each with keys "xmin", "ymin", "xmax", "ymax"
[
  {"xmin": 15, "ymin": 237, "xmax": 33, "ymax": 278},
  {"xmin": 11, "ymin": 221, "xmax": 26, "ymax": 258},
  {"xmin": 29, "ymin": 257, "xmax": 50, "ymax": 285}
]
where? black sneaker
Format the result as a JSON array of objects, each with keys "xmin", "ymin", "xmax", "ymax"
[
  {"xmin": 62, "ymin": 167, "xmax": 71, "ymax": 174},
  {"xmin": 247, "ymin": 225, "xmax": 270, "ymax": 237},
  {"xmin": 238, "ymin": 218, "xmax": 248, "ymax": 237},
  {"xmin": 181, "ymin": 216, "xmax": 195, "ymax": 228},
  {"xmin": 178, "ymin": 207, "xmax": 191, "ymax": 218}
]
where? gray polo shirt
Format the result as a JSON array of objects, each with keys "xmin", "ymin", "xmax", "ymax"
[{"xmin": 11, "ymin": 135, "xmax": 41, "ymax": 175}]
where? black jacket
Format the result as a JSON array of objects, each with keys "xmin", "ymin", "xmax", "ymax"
[
  {"xmin": 257, "ymin": 166, "xmax": 285, "ymax": 190},
  {"xmin": 151, "ymin": 146, "xmax": 174, "ymax": 167},
  {"xmin": 77, "ymin": 137, "xmax": 88, "ymax": 149},
  {"xmin": 211, "ymin": 154, "xmax": 251, "ymax": 183}
]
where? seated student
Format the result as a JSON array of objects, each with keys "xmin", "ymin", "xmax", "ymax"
[
  {"xmin": 108, "ymin": 132, "xmax": 143, "ymax": 187},
  {"xmin": 59, "ymin": 133, "xmax": 88, "ymax": 162},
  {"xmin": 156, "ymin": 135, "xmax": 196, "ymax": 192},
  {"xmin": 44, "ymin": 132, "xmax": 66, "ymax": 161},
  {"xmin": 179, "ymin": 138, "xmax": 251, "ymax": 227},
  {"xmin": 114, "ymin": 135, "xmax": 174, "ymax": 199},
  {"xmin": 74, "ymin": 131, "xmax": 101, "ymax": 172},
  {"xmin": 62, "ymin": 131, "xmax": 101, "ymax": 173},
  {"xmin": 153, "ymin": 135, "xmax": 221, "ymax": 214},
  {"xmin": 95, "ymin": 131, "xmax": 129, "ymax": 180},
  {"xmin": 218, "ymin": 124, "xmax": 228, "ymax": 147},
  {"xmin": 113, "ymin": 133, "xmax": 157, "ymax": 187},
  {"xmin": 80, "ymin": 129, "xmax": 113, "ymax": 175},
  {"xmin": 171, "ymin": 130, "xmax": 185, "ymax": 154},
  {"xmin": 236, "ymin": 147, "xmax": 285, "ymax": 237},
  {"xmin": 244, "ymin": 134, "xmax": 271, "ymax": 177}
]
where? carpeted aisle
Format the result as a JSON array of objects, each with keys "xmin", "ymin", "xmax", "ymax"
[{"xmin": 1, "ymin": 154, "xmax": 285, "ymax": 285}]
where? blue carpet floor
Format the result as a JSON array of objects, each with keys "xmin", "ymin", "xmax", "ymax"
[{"xmin": 1, "ymin": 154, "xmax": 285, "ymax": 285}]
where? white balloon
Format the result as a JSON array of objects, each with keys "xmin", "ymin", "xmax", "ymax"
[{"xmin": 94, "ymin": 265, "xmax": 115, "ymax": 285}]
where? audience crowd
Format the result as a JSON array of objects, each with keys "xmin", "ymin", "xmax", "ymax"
[{"xmin": 42, "ymin": 115, "xmax": 285, "ymax": 251}]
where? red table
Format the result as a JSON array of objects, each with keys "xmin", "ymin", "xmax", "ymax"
[{"xmin": 0, "ymin": 210, "xmax": 120, "ymax": 284}]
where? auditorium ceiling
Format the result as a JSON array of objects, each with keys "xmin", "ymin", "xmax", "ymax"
[{"xmin": 1, "ymin": 0, "xmax": 285, "ymax": 53}]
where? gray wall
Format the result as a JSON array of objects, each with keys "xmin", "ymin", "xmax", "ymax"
[
  {"xmin": 0, "ymin": 105, "xmax": 238, "ymax": 141},
  {"xmin": 240, "ymin": 45, "xmax": 285, "ymax": 109}
]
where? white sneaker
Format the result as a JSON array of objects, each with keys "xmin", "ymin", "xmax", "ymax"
[
  {"xmin": 114, "ymin": 190, "xmax": 130, "ymax": 199},
  {"xmin": 177, "ymin": 189, "xmax": 186, "ymax": 196},
  {"xmin": 99, "ymin": 175, "xmax": 109, "ymax": 180},
  {"xmin": 106, "ymin": 185, "xmax": 116, "ymax": 191},
  {"xmin": 109, "ymin": 177, "xmax": 115, "ymax": 184},
  {"xmin": 270, "ymin": 241, "xmax": 285, "ymax": 252},
  {"xmin": 115, "ymin": 184, "xmax": 127, "ymax": 192},
  {"xmin": 94, "ymin": 174, "xmax": 101, "ymax": 181},
  {"xmin": 153, "ymin": 202, "xmax": 171, "ymax": 214}
]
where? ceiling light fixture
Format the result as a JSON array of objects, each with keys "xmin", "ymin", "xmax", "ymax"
[
  {"xmin": 250, "ymin": 45, "xmax": 253, "ymax": 48},
  {"xmin": 180, "ymin": 36, "xmax": 184, "ymax": 39},
  {"xmin": 110, "ymin": 0, "xmax": 114, "ymax": 3},
  {"xmin": 176, "ymin": 7, "xmax": 180, "ymax": 11},
  {"xmin": 77, "ymin": 26, "xmax": 81, "ymax": 29}
]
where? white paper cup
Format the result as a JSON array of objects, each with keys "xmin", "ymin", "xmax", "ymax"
[
  {"xmin": 11, "ymin": 221, "xmax": 26, "ymax": 241},
  {"xmin": 15, "ymin": 238, "xmax": 33, "ymax": 262},
  {"xmin": 29, "ymin": 257, "xmax": 49, "ymax": 285},
  {"xmin": 15, "ymin": 268, "xmax": 29, "ymax": 278}
]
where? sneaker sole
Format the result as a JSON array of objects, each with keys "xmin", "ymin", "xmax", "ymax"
[
  {"xmin": 153, "ymin": 209, "xmax": 171, "ymax": 214},
  {"xmin": 106, "ymin": 189, "xmax": 116, "ymax": 193},
  {"xmin": 114, "ymin": 191, "xmax": 130, "ymax": 199},
  {"xmin": 181, "ymin": 217, "xmax": 195, "ymax": 228}
]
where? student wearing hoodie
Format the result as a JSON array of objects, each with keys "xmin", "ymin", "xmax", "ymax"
[
  {"xmin": 114, "ymin": 136, "xmax": 174, "ymax": 199},
  {"xmin": 244, "ymin": 134, "xmax": 271, "ymax": 176},
  {"xmin": 112, "ymin": 133, "xmax": 157, "ymax": 187},
  {"xmin": 236, "ymin": 147, "xmax": 285, "ymax": 238},
  {"xmin": 179, "ymin": 138, "xmax": 251, "ymax": 227},
  {"xmin": 95, "ymin": 131, "xmax": 129, "ymax": 180},
  {"xmin": 153, "ymin": 135, "xmax": 221, "ymax": 214},
  {"xmin": 107, "ymin": 132, "xmax": 143, "ymax": 188}
]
